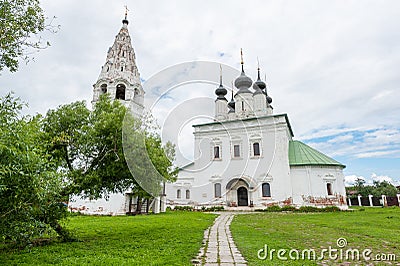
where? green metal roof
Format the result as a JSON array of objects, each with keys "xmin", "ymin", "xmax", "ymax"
[{"xmin": 288, "ymin": 140, "xmax": 345, "ymax": 168}]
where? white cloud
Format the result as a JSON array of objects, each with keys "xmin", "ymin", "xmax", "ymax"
[
  {"xmin": 344, "ymin": 175, "xmax": 365, "ymax": 186},
  {"xmin": 345, "ymin": 173, "xmax": 400, "ymax": 187},
  {"xmin": 1, "ymin": 0, "xmax": 399, "ymax": 179}
]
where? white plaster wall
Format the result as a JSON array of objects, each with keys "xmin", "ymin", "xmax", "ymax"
[
  {"xmin": 68, "ymin": 193, "xmax": 128, "ymax": 215},
  {"xmin": 166, "ymin": 115, "xmax": 293, "ymax": 207},
  {"xmin": 290, "ymin": 165, "xmax": 347, "ymax": 206}
]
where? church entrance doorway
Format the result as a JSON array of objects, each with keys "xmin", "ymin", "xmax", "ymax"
[{"xmin": 237, "ymin": 187, "xmax": 248, "ymax": 206}]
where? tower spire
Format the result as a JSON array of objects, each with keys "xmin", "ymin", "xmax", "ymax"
[
  {"xmin": 240, "ymin": 48, "xmax": 244, "ymax": 72},
  {"xmin": 219, "ymin": 64, "xmax": 223, "ymax": 86},
  {"xmin": 122, "ymin": 5, "xmax": 129, "ymax": 25},
  {"xmin": 257, "ymin": 57, "xmax": 261, "ymax": 80}
]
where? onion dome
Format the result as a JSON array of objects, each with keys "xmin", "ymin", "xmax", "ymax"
[
  {"xmin": 266, "ymin": 95, "xmax": 273, "ymax": 104},
  {"xmin": 215, "ymin": 65, "xmax": 228, "ymax": 100},
  {"xmin": 234, "ymin": 49, "xmax": 252, "ymax": 94},
  {"xmin": 253, "ymin": 67, "xmax": 266, "ymax": 95},
  {"xmin": 215, "ymin": 84, "xmax": 228, "ymax": 100}
]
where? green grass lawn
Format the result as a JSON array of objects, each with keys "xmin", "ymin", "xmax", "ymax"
[
  {"xmin": 231, "ymin": 207, "xmax": 400, "ymax": 265},
  {"xmin": 0, "ymin": 211, "xmax": 216, "ymax": 266}
]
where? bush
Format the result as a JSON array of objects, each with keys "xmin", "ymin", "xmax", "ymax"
[
  {"xmin": 281, "ymin": 205, "xmax": 297, "ymax": 212},
  {"xmin": 173, "ymin": 206, "xmax": 193, "ymax": 211},
  {"xmin": 298, "ymin": 206, "xmax": 321, "ymax": 213},
  {"xmin": 321, "ymin": 206, "xmax": 341, "ymax": 212},
  {"xmin": 266, "ymin": 205, "xmax": 282, "ymax": 212}
]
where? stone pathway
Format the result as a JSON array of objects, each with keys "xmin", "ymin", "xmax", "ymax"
[{"xmin": 193, "ymin": 213, "xmax": 247, "ymax": 265}]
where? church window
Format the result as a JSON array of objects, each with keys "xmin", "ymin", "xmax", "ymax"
[
  {"xmin": 186, "ymin": 189, "xmax": 190, "ymax": 199},
  {"xmin": 241, "ymin": 101, "xmax": 244, "ymax": 111},
  {"xmin": 233, "ymin": 144, "xmax": 240, "ymax": 158},
  {"xmin": 214, "ymin": 183, "xmax": 222, "ymax": 198},
  {"xmin": 134, "ymin": 88, "xmax": 139, "ymax": 97},
  {"xmin": 253, "ymin": 142, "xmax": 260, "ymax": 156},
  {"xmin": 262, "ymin": 183, "xmax": 271, "ymax": 197},
  {"xmin": 106, "ymin": 66, "xmax": 109, "ymax": 72},
  {"xmin": 122, "ymin": 51, "xmax": 125, "ymax": 57},
  {"xmin": 214, "ymin": 146, "xmax": 220, "ymax": 159},
  {"xmin": 327, "ymin": 183, "xmax": 333, "ymax": 196},
  {"xmin": 177, "ymin": 189, "xmax": 181, "ymax": 199},
  {"xmin": 100, "ymin": 84, "xmax": 107, "ymax": 94},
  {"xmin": 116, "ymin": 84, "xmax": 126, "ymax": 100},
  {"xmin": 121, "ymin": 66, "xmax": 124, "ymax": 71}
]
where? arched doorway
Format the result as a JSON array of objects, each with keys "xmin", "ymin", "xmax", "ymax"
[{"xmin": 237, "ymin": 187, "xmax": 248, "ymax": 206}]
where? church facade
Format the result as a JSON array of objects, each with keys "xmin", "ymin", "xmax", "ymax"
[
  {"xmin": 69, "ymin": 14, "xmax": 347, "ymax": 215},
  {"xmin": 165, "ymin": 56, "xmax": 348, "ymax": 209}
]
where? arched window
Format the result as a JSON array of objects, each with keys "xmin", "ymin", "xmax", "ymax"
[
  {"xmin": 100, "ymin": 84, "xmax": 107, "ymax": 94},
  {"xmin": 134, "ymin": 88, "xmax": 140, "ymax": 97},
  {"xmin": 262, "ymin": 183, "xmax": 271, "ymax": 197},
  {"xmin": 186, "ymin": 190, "xmax": 190, "ymax": 199},
  {"xmin": 177, "ymin": 189, "xmax": 181, "ymax": 199},
  {"xmin": 106, "ymin": 66, "xmax": 109, "ymax": 72},
  {"xmin": 116, "ymin": 84, "xmax": 126, "ymax": 100},
  {"xmin": 121, "ymin": 66, "xmax": 124, "ymax": 71},
  {"xmin": 214, "ymin": 183, "xmax": 221, "ymax": 198},
  {"xmin": 327, "ymin": 183, "xmax": 333, "ymax": 196},
  {"xmin": 253, "ymin": 142, "xmax": 260, "ymax": 156}
]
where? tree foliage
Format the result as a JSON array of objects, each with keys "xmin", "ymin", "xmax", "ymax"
[
  {"xmin": 346, "ymin": 178, "xmax": 398, "ymax": 197},
  {"xmin": 0, "ymin": 0, "xmax": 56, "ymax": 72},
  {"xmin": 0, "ymin": 93, "xmax": 68, "ymax": 246},
  {"xmin": 43, "ymin": 95, "xmax": 177, "ymax": 199}
]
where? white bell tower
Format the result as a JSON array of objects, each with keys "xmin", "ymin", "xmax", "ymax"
[{"xmin": 92, "ymin": 10, "xmax": 144, "ymax": 117}]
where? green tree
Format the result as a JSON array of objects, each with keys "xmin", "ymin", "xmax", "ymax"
[
  {"xmin": 372, "ymin": 180, "xmax": 398, "ymax": 197},
  {"xmin": 0, "ymin": 93, "xmax": 68, "ymax": 246},
  {"xmin": 0, "ymin": 0, "xmax": 56, "ymax": 72},
  {"xmin": 43, "ymin": 95, "xmax": 177, "ymax": 200}
]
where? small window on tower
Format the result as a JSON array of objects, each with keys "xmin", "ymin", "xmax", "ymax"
[
  {"xmin": 134, "ymin": 88, "xmax": 139, "ymax": 97},
  {"xmin": 100, "ymin": 84, "xmax": 107, "ymax": 94},
  {"xmin": 106, "ymin": 66, "xmax": 109, "ymax": 72},
  {"xmin": 116, "ymin": 84, "xmax": 126, "ymax": 100},
  {"xmin": 214, "ymin": 146, "xmax": 220, "ymax": 159},
  {"xmin": 241, "ymin": 101, "xmax": 245, "ymax": 111},
  {"xmin": 121, "ymin": 66, "xmax": 124, "ymax": 71},
  {"xmin": 122, "ymin": 51, "xmax": 125, "ymax": 57},
  {"xmin": 233, "ymin": 144, "xmax": 240, "ymax": 158}
]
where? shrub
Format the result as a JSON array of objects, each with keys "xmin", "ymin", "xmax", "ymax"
[
  {"xmin": 266, "ymin": 205, "xmax": 282, "ymax": 212},
  {"xmin": 321, "ymin": 206, "xmax": 341, "ymax": 212},
  {"xmin": 298, "ymin": 206, "xmax": 321, "ymax": 213},
  {"xmin": 173, "ymin": 206, "xmax": 193, "ymax": 211},
  {"xmin": 281, "ymin": 206, "xmax": 297, "ymax": 212}
]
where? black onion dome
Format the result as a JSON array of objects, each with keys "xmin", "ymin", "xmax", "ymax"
[
  {"xmin": 215, "ymin": 84, "xmax": 228, "ymax": 100},
  {"xmin": 266, "ymin": 95, "xmax": 273, "ymax": 104},
  {"xmin": 253, "ymin": 79, "xmax": 266, "ymax": 91}
]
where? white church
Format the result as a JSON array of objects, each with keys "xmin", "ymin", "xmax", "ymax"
[{"xmin": 69, "ymin": 14, "xmax": 347, "ymax": 215}]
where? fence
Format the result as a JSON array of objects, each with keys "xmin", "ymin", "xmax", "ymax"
[{"xmin": 347, "ymin": 194, "xmax": 400, "ymax": 207}]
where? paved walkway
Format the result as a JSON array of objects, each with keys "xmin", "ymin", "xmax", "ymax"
[{"xmin": 193, "ymin": 213, "xmax": 247, "ymax": 265}]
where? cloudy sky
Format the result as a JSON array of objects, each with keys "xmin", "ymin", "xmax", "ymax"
[{"xmin": 1, "ymin": 0, "xmax": 399, "ymax": 186}]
